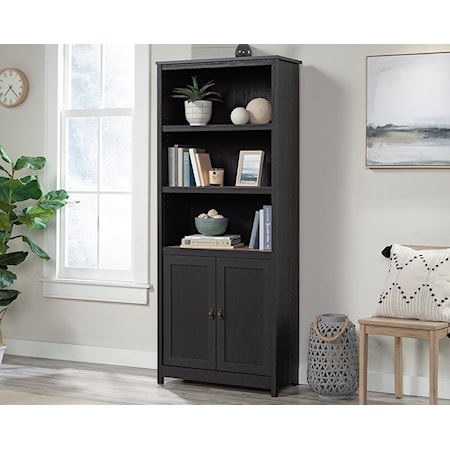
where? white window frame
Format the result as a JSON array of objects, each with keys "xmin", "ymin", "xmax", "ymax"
[{"xmin": 42, "ymin": 44, "xmax": 151, "ymax": 304}]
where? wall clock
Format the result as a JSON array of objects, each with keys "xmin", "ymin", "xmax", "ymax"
[{"xmin": 0, "ymin": 68, "xmax": 29, "ymax": 108}]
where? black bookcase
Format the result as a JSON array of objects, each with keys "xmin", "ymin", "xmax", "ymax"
[{"xmin": 156, "ymin": 55, "xmax": 301, "ymax": 396}]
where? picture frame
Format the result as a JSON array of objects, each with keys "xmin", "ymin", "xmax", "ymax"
[
  {"xmin": 235, "ymin": 150, "xmax": 265, "ymax": 186},
  {"xmin": 366, "ymin": 51, "xmax": 450, "ymax": 168}
]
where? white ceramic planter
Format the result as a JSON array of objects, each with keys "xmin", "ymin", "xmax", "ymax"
[
  {"xmin": 0, "ymin": 345, "xmax": 6, "ymax": 364},
  {"xmin": 185, "ymin": 100, "xmax": 212, "ymax": 126}
]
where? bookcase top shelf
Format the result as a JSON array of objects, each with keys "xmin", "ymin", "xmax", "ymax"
[
  {"xmin": 162, "ymin": 124, "xmax": 272, "ymax": 133},
  {"xmin": 162, "ymin": 186, "xmax": 272, "ymax": 194},
  {"xmin": 156, "ymin": 55, "xmax": 302, "ymax": 70}
]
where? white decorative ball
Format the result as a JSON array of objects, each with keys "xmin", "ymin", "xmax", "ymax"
[
  {"xmin": 246, "ymin": 98, "xmax": 272, "ymax": 125},
  {"xmin": 207, "ymin": 209, "xmax": 219, "ymax": 217},
  {"xmin": 230, "ymin": 107, "xmax": 250, "ymax": 125}
]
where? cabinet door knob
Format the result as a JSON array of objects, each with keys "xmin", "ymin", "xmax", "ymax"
[
  {"xmin": 208, "ymin": 308, "xmax": 215, "ymax": 320},
  {"xmin": 217, "ymin": 309, "xmax": 224, "ymax": 320}
]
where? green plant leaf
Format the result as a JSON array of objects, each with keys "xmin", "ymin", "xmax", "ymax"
[
  {"xmin": 0, "ymin": 211, "xmax": 12, "ymax": 232},
  {"xmin": 0, "ymin": 165, "xmax": 11, "ymax": 177},
  {"xmin": 0, "ymin": 176, "xmax": 10, "ymax": 203},
  {"xmin": 0, "ymin": 145, "xmax": 12, "ymax": 165},
  {"xmin": 171, "ymin": 75, "xmax": 222, "ymax": 102},
  {"xmin": 20, "ymin": 236, "xmax": 50, "ymax": 260},
  {"xmin": 0, "ymin": 289, "xmax": 20, "ymax": 306},
  {"xmin": 0, "ymin": 268, "xmax": 16, "ymax": 289},
  {"xmin": 44, "ymin": 189, "xmax": 69, "ymax": 202},
  {"xmin": 12, "ymin": 176, "xmax": 43, "ymax": 202},
  {"xmin": 13, "ymin": 156, "xmax": 46, "ymax": 171},
  {"xmin": 0, "ymin": 200, "xmax": 14, "ymax": 214},
  {"xmin": 18, "ymin": 204, "xmax": 56, "ymax": 230},
  {"xmin": 0, "ymin": 251, "xmax": 28, "ymax": 266}
]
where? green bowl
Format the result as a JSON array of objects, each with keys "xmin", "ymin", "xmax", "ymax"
[{"xmin": 194, "ymin": 217, "xmax": 228, "ymax": 236}]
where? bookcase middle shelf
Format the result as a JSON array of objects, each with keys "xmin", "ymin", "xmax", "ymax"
[{"xmin": 162, "ymin": 186, "xmax": 272, "ymax": 194}]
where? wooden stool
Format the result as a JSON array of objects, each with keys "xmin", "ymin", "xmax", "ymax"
[{"xmin": 359, "ymin": 317, "xmax": 450, "ymax": 405}]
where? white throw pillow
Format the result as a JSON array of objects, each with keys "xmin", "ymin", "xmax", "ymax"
[{"xmin": 375, "ymin": 243, "xmax": 450, "ymax": 322}]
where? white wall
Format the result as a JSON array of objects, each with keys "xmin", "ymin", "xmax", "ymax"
[{"xmin": 2, "ymin": 43, "xmax": 450, "ymax": 398}]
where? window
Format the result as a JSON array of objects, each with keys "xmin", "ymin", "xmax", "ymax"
[{"xmin": 43, "ymin": 45, "xmax": 150, "ymax": 303}]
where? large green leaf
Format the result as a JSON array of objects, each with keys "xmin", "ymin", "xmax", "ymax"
[
  {"xmin": 18, "ymin": 204, "xmax": 56, "ymax": 230},
  {"xmin": 20, "ymin": 236, "xmax": 50, "ymax": 260},
  {"xmin": 11, "ymin": 176, "xmax": 43, "ymax": 202},
  {"xmin": 0, "ymin": 289, "xmax": 20, "ymax": 306},
  {"xmin": 0, "ymin": 251, "xmax": 28, "ymax": 266},
  {"xmin": 0, "ymin": 268, "xmax": 16, "ymax": 289},
  {"xmin": 44, "ymin": 190, "xmax": 69, "ymax": 201},
  {"xmin": 14, "ymin": 156, "xmax": 46, "ymax": 171}
]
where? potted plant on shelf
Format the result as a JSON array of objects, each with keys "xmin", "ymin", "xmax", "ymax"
[
  {"xmin": 0, "ymin": 145, "xmax": 71, "ymax": 363},
  {"xmin": 171, "ymin": 75, "xmax": 222, "ymax": 126}
]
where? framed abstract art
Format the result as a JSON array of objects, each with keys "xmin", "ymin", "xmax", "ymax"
[{"xmin": 366, "ymin": 51, "xmax": 450, "ymax": 168}]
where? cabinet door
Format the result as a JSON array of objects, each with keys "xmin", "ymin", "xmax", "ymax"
[
  {"xmin": 163, "ymin": 255, "xmax": 216, "ymax": 370},
  {"xmin": 216, "ymin": 258, "xmax": 272, "ymax": 376}
]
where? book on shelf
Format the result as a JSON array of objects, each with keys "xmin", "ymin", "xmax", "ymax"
[
  {"xmin": 182, "ymin": 234, "xmax": 241, "ymax": 246},
  {"xmin": 183, "ymin": 151, "xmax": 195, "ymax": 186},
  {"xmin": 188, "ymin": 148, "xmax": 206, "ymax": 186},
  {"xmin": 195, "ymin": 152, "xmax": 212, "ymax": 187},
  {"xmin": 249, "ymin": 210, "xmax": 260, "ymax": 249},
  {"xmin": 168, "ymin": 146, "xmax": 176, "ymax": 187},
  {"xmin": 180, "ymin": 242, "xmax": 245, "ymax": 250},
  {"xmin": 263, "ymin": 204, "xmax": 272, "ymax": 250},
  {"xmin": 168, "ymin": 144, "xmax": 191, "ymax": 187},
  {"xmin": 258, "ymin": 205, "xmax": 272, "ymax": 250}
]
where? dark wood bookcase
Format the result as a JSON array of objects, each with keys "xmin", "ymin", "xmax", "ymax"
[{"xmin": 156, "ymin": 55, "xmax": 301, "ymax": 396}]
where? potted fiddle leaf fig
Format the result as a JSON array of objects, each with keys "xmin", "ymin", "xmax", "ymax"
[
  {"xmin": 0, "ymin": 145, "xmax": 70, "ymax": 359},
  {"xmin": 171, "ymin": 75, "xmax": 222, "ymax": 126}
]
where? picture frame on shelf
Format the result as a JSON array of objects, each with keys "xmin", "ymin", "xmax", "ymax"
[{"xmin": 235, "ymin": 150, "xmax": 265, "ymax": 187}]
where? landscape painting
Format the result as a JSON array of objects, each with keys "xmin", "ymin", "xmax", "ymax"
[{"xmin": 366, "ymin": 52, "xmax": 450, "ymax": 167}]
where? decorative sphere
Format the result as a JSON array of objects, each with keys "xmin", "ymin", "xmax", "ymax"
[
  {"xmin": 246, "ymin": 98, "xmax": 272, "ymax": 125},
  {"xmin": 194, "ymin": 217, "xmax": 228, "ymax": 236},
  {"xmin": 230, "ymin": 107, "xmax": 250, "ymax": 125}
]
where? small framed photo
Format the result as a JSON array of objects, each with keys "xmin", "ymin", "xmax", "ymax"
[{"xmin": 235, "ymin": 150, "xmax": 265, "ymax": 187}]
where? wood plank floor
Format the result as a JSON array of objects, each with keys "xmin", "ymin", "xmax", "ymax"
[{"xmin": 0, "ymin": 354, "xmax": 448, "ymax": 405}]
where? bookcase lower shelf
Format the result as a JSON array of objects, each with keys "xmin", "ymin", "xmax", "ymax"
[{"xmin": 163, "ymin": 245, "xmax": 272, "ymax": 259}]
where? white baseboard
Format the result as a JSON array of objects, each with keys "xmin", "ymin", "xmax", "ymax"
[
  {"xmin": 300, "ymin": 364, "xmax": 450, "ymax": 400},
  {"xmin": 4, "ymin": 338, "xmax": 157, "ymax": 369}
]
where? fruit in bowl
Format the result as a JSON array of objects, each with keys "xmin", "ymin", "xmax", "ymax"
[{"xmin": 194, "ymin": 209, "xmax": 228, "ymax": 236}]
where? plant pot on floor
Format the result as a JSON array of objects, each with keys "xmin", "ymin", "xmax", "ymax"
[{"xmin": 185, "ymin": 100, "xmax": 212, "ymax": 126}]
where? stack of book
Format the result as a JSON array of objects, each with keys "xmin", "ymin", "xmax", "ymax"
[
  {"xmin": 168, "ymin": 145, "xmax": 213, "ymax": 187},
  {"xmin": 249, "ymin": 205, "xmax": 272, "ymax": 250},
  {"xmin": 180, "ymin": 234, "xmax": 243, "ymax": 249}
]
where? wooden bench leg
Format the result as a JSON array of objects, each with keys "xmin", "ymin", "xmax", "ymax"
[
  {"xmin": 395, "ymin": 336, "xmax": 402, "ymax": 399},
  {"xmin": 359, "ymin": 323, "xmax": 368, "ymax": 404},
  {"xmin": 429, "ymin": 331, "xmax": 438, "ymax": 405}
]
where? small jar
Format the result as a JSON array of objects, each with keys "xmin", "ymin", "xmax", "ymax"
[{"xmin": 209, "ymin": 168, "xmax": 224, "ymax": 186}]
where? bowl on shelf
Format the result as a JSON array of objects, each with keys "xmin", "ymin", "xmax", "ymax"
[{"xmin": 194, "ymin": 217, "xmax": 228, "ymax": 236}]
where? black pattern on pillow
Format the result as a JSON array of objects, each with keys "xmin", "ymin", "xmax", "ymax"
[{"xmin": 375, "ymin": 244, "xmax": 450, "ymax": 322}]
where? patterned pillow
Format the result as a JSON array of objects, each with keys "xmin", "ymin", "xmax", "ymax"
[{"xmin": 375, "ymin": 243, "xmax": 450, "ymax": 322}]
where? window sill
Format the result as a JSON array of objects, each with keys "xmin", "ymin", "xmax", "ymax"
[{"xmin": 40, "ymin": 278, "xmax": 152, "ymax": 304}]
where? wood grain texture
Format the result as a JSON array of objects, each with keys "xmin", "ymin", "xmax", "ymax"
[{"xmin": 1, "ymin": 355, "xmax": 449, "ymax": 405}]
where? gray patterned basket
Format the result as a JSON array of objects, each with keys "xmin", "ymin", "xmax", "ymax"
[{"xmin": 307, "ymin": 313, "xmax": 359, "ymax": 399}]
